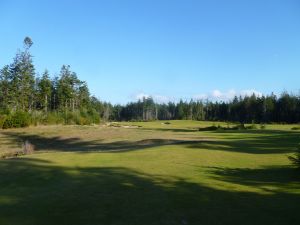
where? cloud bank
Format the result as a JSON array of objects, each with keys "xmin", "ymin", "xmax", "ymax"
[
  {"xmin": 132, "ymin": 92, "xmax": 172, "ymax": 104},
  {"xmin": 132, "ymin": 89, "xmax": 262, "ymax": 104},
  {"xmin": 194, "ymin": 89, "xmax": 262, "ymax": 102}
]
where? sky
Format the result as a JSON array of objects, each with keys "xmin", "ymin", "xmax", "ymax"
[{"xmin": 0, "ymin": 0, "xmax": 299, "ymax": 104}]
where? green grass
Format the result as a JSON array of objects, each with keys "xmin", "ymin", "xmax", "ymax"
[{"xmin": 0, "ymin": 121, "xmax": 300, "ymax": 225}]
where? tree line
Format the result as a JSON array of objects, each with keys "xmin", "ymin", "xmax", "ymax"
[
  {"xmin": 0, "ymin": 37, "xmax": 299, "ymax": 128},
  {"xmin": 110, "ymin": 93, "xmax": 300, "ymax": 124}
]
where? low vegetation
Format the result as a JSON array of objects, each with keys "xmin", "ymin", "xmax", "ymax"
[
  {"xmin": 198, "ymin": 123, "xmax": 265, "ymax": 131},
  {"xmin": 289, "ymin": 144, "xmax": 300, "ymax": 168},
  {"xmin": 291, "ymin": 126, "xmax": 300, "ymax": 130}
]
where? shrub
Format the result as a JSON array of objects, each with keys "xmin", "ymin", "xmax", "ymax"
[
  {"xmin": 2, "ymin": 111, "xmax": 30, "ymax": 129},
  {"xmin": 77, "ymin": 116, "xmax": 90, "ymax": 125},
  {"xmin": 288, "ymin": 145, "xmax": 300, "ymax": 168},
  {"xmin": 13, "ymin": 111, "xmax": 30, "ymax": 127},
  {"xmin": 30, "ymin": 111, "xmax": 47, "ymax": 126},
  {"xmin": 87, "ymin": 108, "xmax": 100, "ymax": 124},
  {"xmin": 0, "ymin": 115, "xmax": 7, "ymax": 128},
  {"xmin": 260, "ymin": 124, "xmax": 266, "ymax": 130},
  {"xmin": 199, "ymin": 123, "xmax": 259, "ymax": 132},
  {"xmin": 236, "ymin": 123, "xmax": 246, "ymax": 130},
  {"xmin": 2, "ymin": 117, "xmax": 13, "ymax": 129},
  {"xmin": 199, "ymin": 125, "xmax": 218, "ymax": 131},
  {"xmin": 291, "ymin": 127, "xmax": 300, "ymax": 130},
  {"xmin": 45, "ymin": 112, "xmax": 65, "ymax": 125},
  {"xmin": 246, "ymin": 124, "xmax": 258, "ymax": 130}
]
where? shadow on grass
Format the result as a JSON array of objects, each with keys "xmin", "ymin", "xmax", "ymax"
[
  {"xmin": 140, "ymin": 127, "xmax": 300, "ymax": 154},
  {"xmin": 141, "ymin": 126, "xmax": 300, "ymax": 135},
  {"xmin": 186, "ymin": 130, "xmax": 300, "ymax": 154},
  {"xmin": 206, "ymin": 166, "xmax": 300, "ymax": 190},
  {"xmin": 1, "ymin": 132, "xmax": 206, "ymax": 153},
  {"xmin": 1, "ymin": 129, "xmax": 299, "ymax": 154},
  {"xmin": 0, "ymin": 158, "xmax": 300, "ymax": 225},
  {"xmin": 141, "ymin": 127, "xmax": 199, "ymax": 133}
]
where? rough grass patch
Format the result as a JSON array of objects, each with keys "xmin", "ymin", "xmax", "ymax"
[{"xmin": 291, "ymin": 126, "xmax": 300, "ymax": 130}]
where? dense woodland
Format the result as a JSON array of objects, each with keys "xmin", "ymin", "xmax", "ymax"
[{"xmin": 0, "ymin": 37, "xmax": 299, "ymax": 128}]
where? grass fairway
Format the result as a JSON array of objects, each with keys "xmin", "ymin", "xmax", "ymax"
[{"xmin": 0, "ymin": 121, "xmax": 300, "ymax": 225}]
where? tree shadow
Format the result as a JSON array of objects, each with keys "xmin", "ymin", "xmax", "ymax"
[
  {"xmin": 1, "ymin": 129, "xmax": 299, "ymax": 155},
  {"xmin": 186, "ymin": 130, "xmax": 300, "ymax": 154},
  {"xmin": 212, "ymin": 129, "xmax": 300, "ymax": 136},
  {"xmin": 1, "ymin": 131, "xmax": 205, "ymax": 153},
  {"xmin": 141, "ymin": 127, "xmax": 199, "ymax": 133},
  {"xmin": 141, "ymin": 126, "xmax": 300, "ymax": 135},
  {"xmin": 206, "ymin": 166, "xmax": 300, "ymax": 192},
  {"xmin": 0, "ymin": 158, "xmax": 300, "ymax": 225},
  {"xmin": 138, "ymin": 127, "xmax": 300, "ymax": 154}
]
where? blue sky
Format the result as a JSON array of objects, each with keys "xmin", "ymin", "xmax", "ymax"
[{"xmin": 0, "ymin": 0, "xmax": 299, "ymax": 104}]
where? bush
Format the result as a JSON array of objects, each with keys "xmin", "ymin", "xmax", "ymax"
[
  {"xmin": 2, "ymin": 117, "xmax": 13, "ymax": 129},
  {"xmin": 199, "ymin": 125, "xmax": 218, "ymax": 131},
  {"xmin": 30, "ymin": 111, "xmax": 47, "ymax": 126},
  {"xmin": 236, "ymin": 123, "xmax": 246, "ymax": 130},
  {"xmin": 87, "ymin": 108, "xmax": 100, "ymax": 124},
  {"xmin": 291, "ymin": 127, "xmax": 300, "ymax": 130},
  {"xmin": 13, "ymin": 111, "xmax": 30, "ymax": 127},
  {"xmin": 2, "ymin": 111, "xmax": 30, "ymax": 129},
  {"xmin": 0, "ymin": 115, "xmax": 7, "ymax": 128},
  {"xmin": 0, "ymin": 109, "xmax": 101, "ymax": 129},
  {"xmin": 288, "ymin": 145, "xmax": 300, "ymax": 168},
  {"xmin": 57, "ymin": 109, "xmax": 101, "ymax": 125},
  {"xmin": 199, "ymin": 123, "xmax": 260, "ymax": 132},
  {"xmin": 246, "ymin": 124, "xmax": 258, "ymax": 130},
  {"xmin": 45, "ymin": 112, "xmax": 65, "ymax": 125},
  {"xmin": 260, "ymin": 124, "xmax": 266, "ymax": 130}
]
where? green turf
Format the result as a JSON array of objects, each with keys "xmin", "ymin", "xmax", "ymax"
[{"xmin": 0, "ymin": 121, "xmax": 299, "ymax": 225}]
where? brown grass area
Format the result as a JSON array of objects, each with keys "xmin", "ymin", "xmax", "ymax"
[{"xmin": 0, "ymin": 124, "xmax": 210, "ymax": 156}]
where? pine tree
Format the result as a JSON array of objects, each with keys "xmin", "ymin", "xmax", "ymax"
[
  {"xmin": 57, "ymin": 65, "xmax": 80, "ymax": 111},
  {"xmin": 9, "ymin": 37, "xmax": 35, "ymax": 111},
  {"xmin": 37, "ymin": 70, "xmax": 52, "ymax": 113},
  {"xmin": 0, "ymin": 65, "xmax": 12, "ymax": 111}
]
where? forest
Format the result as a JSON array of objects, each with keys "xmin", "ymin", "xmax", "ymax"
[{"xmin": 1, "ymin": 37, "xmax": 299, "ymax": 128}]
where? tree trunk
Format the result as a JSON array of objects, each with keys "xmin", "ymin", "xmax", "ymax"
[{"xmin": 45, "ymin": 94, "xmax": 48, "ymax": 113}]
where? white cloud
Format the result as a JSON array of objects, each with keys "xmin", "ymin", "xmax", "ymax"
[
  {"xmin": 194, "ymin": 89, "xmax": 262, "ymax": 102},
  {"xmin": 132, "ymin": 89, "xmax": 263, "ymax": 104},
  {"xmin": 135, "ymin": 93, "xmax": 150, "ymax": 100},
  {"xmin": 133, "ymin": 92, "xmax": 170, "ymax": 104},
  {"xmin": 210, "ymin": 89, "xmax": 237, "ymax": 100},
  {"xmin": 240, "ymin": 89, "xmax": 262, "ymax": 97},
  {"xmin": 212, "ymin": 90, "xmax": 223, "ymax": 98}
]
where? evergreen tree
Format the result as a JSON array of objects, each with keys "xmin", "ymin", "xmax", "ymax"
[
  {"xmin": 37, "ymin": 70, "xmax": 52, "ymax": 113},
  {"xmin": 9, "ymin": 37, "xmax": 35, "ymax": 111},
  {"xmin": 0, "ymin": 65, "xmax": 12, "ymax": 111}
]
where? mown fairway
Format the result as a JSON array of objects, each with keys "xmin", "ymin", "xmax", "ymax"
[{"xmin": 0, "ymin": 121, "xmax": 300, "ymax": 225}]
